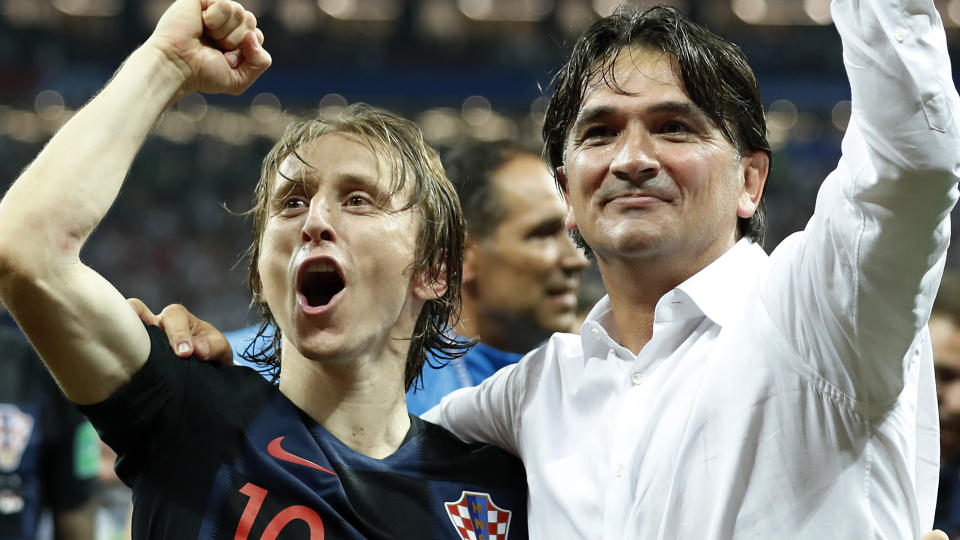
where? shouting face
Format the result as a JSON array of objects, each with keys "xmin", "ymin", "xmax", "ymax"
[{"xmin": 257, "ymin": 133, "xmax": 442, "ymax": 365}]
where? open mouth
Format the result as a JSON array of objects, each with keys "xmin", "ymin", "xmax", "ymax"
[{"xmin": 298, "ymin": 260, "xmax": 345, "ymax": 308}]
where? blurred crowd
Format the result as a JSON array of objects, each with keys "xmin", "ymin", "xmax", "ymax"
[{"xmin": 2, "ymin": 1, "xmax": 960, "ymax": 539}]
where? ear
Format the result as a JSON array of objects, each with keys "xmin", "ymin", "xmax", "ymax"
[
  {"xmin": 557, "ymin": 166, "xmax": 579, "ymax": 232},
  {"xmin": 413, "ymin": 262, "xmax": 448, "ymax": 302},
  {"xmin": 736, "ymin": 150, "xmax": 769, "ymax": 219}
]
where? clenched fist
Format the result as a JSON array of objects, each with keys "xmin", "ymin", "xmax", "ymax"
[{"xmin": 145, "ymin": 0, "xmax": 271, "ymax": 102}]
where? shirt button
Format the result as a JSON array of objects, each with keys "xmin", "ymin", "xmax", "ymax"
[
  {"xmin": 614, "ymin": 463, "xmax": 624, "ymax": 477},
  {"xmin": 631, "ymin": 372, "xmax": 644, "ymax": 385},
  {"xmin": 591, "ymin": 328, "xmax": 602, "ymax": 339},
  {"xmin": 895, "ymin": 28, "xmax": 907, "ymax": 42}
]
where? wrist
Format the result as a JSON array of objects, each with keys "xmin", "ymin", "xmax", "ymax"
[{"xmin": 129, "ymin": 41, "xmax": 192, "ymax": 107}]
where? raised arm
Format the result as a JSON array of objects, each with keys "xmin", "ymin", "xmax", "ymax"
[
  {"xmin": 0, "ymin": 0, "xmax": 270, "ymax": 405},
  {"xmin": 764, "ymin": 0, "xmax": 960, "ymax": 402}
]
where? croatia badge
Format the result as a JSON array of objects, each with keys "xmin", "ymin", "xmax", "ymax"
[{"xmin": 444, "ymin": 491, "xmax": 512, "ymax": 540}]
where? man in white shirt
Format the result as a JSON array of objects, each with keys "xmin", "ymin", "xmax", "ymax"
[
  {"xmin": 151, "ymin": 0, "xmax": 960, "ymax": 537},
  {"xmin": 422, "ymin": 1, "xmax": 960, "ymax": 538}
]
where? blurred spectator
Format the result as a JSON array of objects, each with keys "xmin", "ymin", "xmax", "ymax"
[
  {"xmin": 93, "ymin": 443, "xmax": 130, "ymax": 540},
  {"xmin": 406, "ymin": 140, "xmax": 588, "ymax": 414},
  {"xmin": 934, "ymin": 272, "xmax": 960, "ymax": 538},
  {"xmin": 0, "ymin": 303, "xmax": 99, "ymax": 540}
]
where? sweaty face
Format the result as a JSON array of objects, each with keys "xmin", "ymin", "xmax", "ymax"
[
  {"xmin": 466, "ymin": 154, "xmax": 588, "ymax": 342},
  {"xmin": 561, "ymin": 47, "xmax": 765, "ymax": 275},
  {"xmin": 932, "ymin": 314, "xmax": 960, "ymax": 463},
  {"xmin": 256, "ymin": 133, "xmax": 436, "ymax": 364}
]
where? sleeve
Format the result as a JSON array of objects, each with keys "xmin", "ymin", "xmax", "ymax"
[
  {"xmin": 761, "ymin": 0, "xmax": 960, "ymax": 405},
  {"xmin": 41, "ymin": 387, "xmax": 100, "ymax": 511},
  {"xmin": 423, "ymin": 350, "xmax": 537, "ymax": 457},
  {"xmin": 77, "ymin": 324, "xmax": 258, "ymax": 486}
]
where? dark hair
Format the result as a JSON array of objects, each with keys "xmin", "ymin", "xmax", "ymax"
[
  {"xmin": 543, "ymin": 5, "xmax": 771, "ymax": 254},
  {"xmin": 442, "ymin": 140, "xmax": 539, "ymax": 240},
  {"xmin": 244, "ymin": 103, "xmax": 469, "ymax": 391}
]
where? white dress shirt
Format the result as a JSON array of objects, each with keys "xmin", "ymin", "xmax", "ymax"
[{"xmin": 425, "ymin": 1, "xmax": 960, "ymax": 538}]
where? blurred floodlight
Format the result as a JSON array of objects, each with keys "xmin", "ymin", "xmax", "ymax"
[
  {"xmin": 34, "ymin": 90, "xmax": 65, "ymax": 121},
  {"xmin": 593, "ymin": 0, "xmax": 687, "ymax": 16},
  {"xmin": 471, "ymin": 113, "xmax": 518, "ymax": 141},
  {"xmin": 458, "ymin": 0, "xmax": 493, "ymax": 20},
  {"xmin": 319, "ymin": 93, "xmax": 349, "ymax": 111},
  {"xmin": 418, "ymin": 108, "xmax": 462, "ymax": 143},
  {"xmin": 462, "ymin": 95, "xmax": 493, "ymax": 126},
  {"xmin": 831, "ymin": 100, "xmax": 852, "ymax": 132},
  {"xmin": 5, "ymin": 110, "xmax": 45, "ymax": 143},
  {"xmin": 802, "ymin": 0, "xmax": 832, "ymax": 24},
  {"xmin": 3, "ymin": 0, "xmax": 57, "ymax": 25},
  {"xmin": 558, "ymin": 0, "xmax": 595, "ymax": 35},
  {"xmin": 51, "ymin": 0, "xmax": 122, "ymax": 16},
  {"xmin": 320, "ymin": 0, "xmax": 355, "ymax": 18},
  {"xmin": 203, "ymin": 109, "xmax": 254, "ymax": 145},
  {"xmin": 251, "ymin": 93, "xmax": 282, "ymax": 123},
  {"xmin": 319, "ymin": 0, "xmax": 400, "ymax": 20},
  {"xmin": 731, "ymin": 0, "xmax": 767, "ymax": 23},
  {"xmin": 950, "ymin": 0, "xmax": 960, "ymax": 25},
  {"xmin": 530, "ymin": 96, "xmax": 548, "ymax": 126},
  {"xmin": 156, "ymin": 111, "xmax": 195, "ymax": 143},
  {"xmin": 591, "ymin": 0, "xmax": 619, "ymax": 16},
  {"xmin": 176, "ymin": 93, "xmax": 208, "ymax": 122},
  {"xmin": 767, "ymin": 99, "xmax": 798, "ymax": 131},
  {"xmin": 279, "ymin": 0, "xmax": 319, "ymax": 32},
  {"xmin": 419, "ymin": 0, "xmax": 465, "ymax": 40},
  {"xmin": 458, "ymin": 0, "xmax": 551, "ymax": 21}
]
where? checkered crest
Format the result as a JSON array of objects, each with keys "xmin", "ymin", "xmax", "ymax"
[
  {"xmin": 444, "ymin": 490, "xmax": 512, "ymax": 540},
  {"xmin": 0, "ymin": 405, "xmax": 34, "ymax": 472}
]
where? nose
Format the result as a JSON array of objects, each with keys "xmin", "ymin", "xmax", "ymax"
[
  {"xmin": 300, "ymin": 198, "xmax": 336, "ymax": 244},
  {"xmin": 610, "ymin": 127, "xmax": 659, "ymax": 182}
]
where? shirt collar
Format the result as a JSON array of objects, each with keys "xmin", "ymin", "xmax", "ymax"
[
  {"xmin": 579, "ymin": 239, "xmax": 767, "ymax": 359},
  {"xmin": 674, "ymin": 238, "xmax": 767, "ymax": 328}
]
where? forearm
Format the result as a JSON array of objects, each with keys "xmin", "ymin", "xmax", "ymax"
[
  {"xmin": 767, "ymin": 1, "xmax": 960, "ymax": 402},
  {"xmin": 833, "ymin": 0, "xmax": 960, "ymax": 178},
  {"xmin": 0, "ymin": 44, "xmax": 182, "ymax": 276},
  {"xmin": 0, "ymin": 0, "xmax": 268, "ymax": 405}
]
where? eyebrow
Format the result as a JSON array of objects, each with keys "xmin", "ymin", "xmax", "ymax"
[
  {"xmin": 272, "ymin": 171, "xmax": 310, "ymax": 196},
  {"xmin": 272, "ymin": 171, "xmax": 385, "ymax": 198},
  {"xmin": 571, "ymin": 100, "xmax": 712, "ymax": 134}
]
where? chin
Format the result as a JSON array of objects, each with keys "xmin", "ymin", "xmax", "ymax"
[{"xmin": 541, "ymin": 315, "xmax": 577, "ymax": 334}]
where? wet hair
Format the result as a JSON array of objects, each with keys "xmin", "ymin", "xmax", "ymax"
[
  {"xmin": 243, "ymin": 103, "xmax": 469, "ymax": 391},
  {"xmin": 442, "ymin": 140, "xmax": 540, "ymax": 240},
  {"xmin": 542, "ymin": 5, "xmax": 771, "ymax": 254}
]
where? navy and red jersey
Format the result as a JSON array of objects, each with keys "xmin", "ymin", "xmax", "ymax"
[{"xmin": 80, "ymin": 326, "xmax": 527, "ymax": 539}]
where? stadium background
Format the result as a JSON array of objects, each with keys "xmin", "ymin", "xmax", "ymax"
[{"xmin": 1, "ymin": 0, "xmax": 959, "ymax": 331}]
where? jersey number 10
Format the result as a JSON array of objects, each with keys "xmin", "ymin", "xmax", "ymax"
[{"xmin": 234, "ymin": 482, "xmax": 326, "ymax": 540}]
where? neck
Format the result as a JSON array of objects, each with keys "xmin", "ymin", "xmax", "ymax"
[
  {"xmin": 278, "ymin": 337, "xmax": 411, "ymax": 459},
  {"xmin": 595, "ymin": 239, "xmax": 736, "ymax": 354},
  {"xmin": 457, "ymin": 300, "xmax": 549, "ymax": 354}
]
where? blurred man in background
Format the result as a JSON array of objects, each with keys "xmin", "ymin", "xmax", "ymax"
[
  {"xmin": 0, "ymin": 302, "xmax": 99, "ymax": 540},
  {"xmin": 407, "ymin": 140, "xmax": 589, "ymax": 414},
  {"xmin": 933, "ymin": 272, "xmax": 960, "ymax": 537}
]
